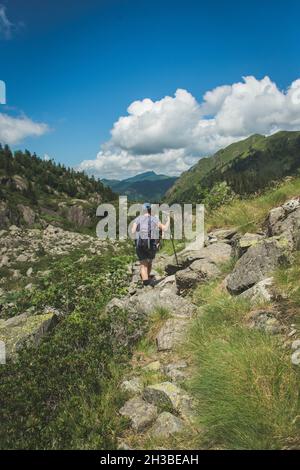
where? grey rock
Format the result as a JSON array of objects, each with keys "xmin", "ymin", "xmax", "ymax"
[
  {"xmin": 266, "ymin": 202, "xmax": 300, "ymax": 250},
  {"xmin": 291, "ymin": 350, "xmax": 300, "ymax": 366},
  {"xmin": 232, "ymin": 232, "xmax": 264, "ymax": 258},
  {"xmin": 227, "ymin": 239, "xmax": 289, "ymax": 295},
  {"xmin": 0, "ymin": 312, "xmax": 59, "ymax": 360},
  {"xmin": 149, "ymin": 412, "xmax": 186, "ymax": 439},
  {"xmin": 121, "ymin": 377, "xmax": 143, "ymax": 395},
  {"xmin": 143, "ymin": 382, "xmax": 183, "ymax": 411},
  {"xmin": 291, "ymin": 339, "xmax": 300, "ymax": 350},
  {"xmin": 17, "ymin": 204, "xmax": 36, "ymax": 226},
  {"xmin": 142, "ymin": 360, "xmax": 161, "ymax": 372},
  {"xmin": 207, "ymin": 228, "xmax": 237, "ymax": 241},
  {"xmin": 119, "ymin": 397, "xmax": 158, "ymax": 431},
  {"xmin": 165, "ymin": 242, "xmax": 232, "ymax": 274},
  {"xmin": 106, "ymin": 284, "xmax": 195, "ymax": 319},
  {"xmin": 164, "ymin": 361, "xmax": 188, "ymax": 382},
  {"xmin": 239, "ymin": 277, "xmax": 274, "ymax": 303},
  {"xmin": 156, "ymin": 318, "xmax": 189, "ymax": 351},
  {"xmin": 175, "ymin": 258, "xmax": 220, "ymax": 292}
]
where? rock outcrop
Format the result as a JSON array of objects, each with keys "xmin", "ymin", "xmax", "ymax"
[
  {"xmin": 227, "ymin": 239, "xmax": 289, "ymax": 295},
  {"xmin": 0, "ymin": 312, "xmax": 59, "ymax": 360}
]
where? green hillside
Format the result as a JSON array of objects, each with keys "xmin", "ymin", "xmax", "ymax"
[
  {"xmin": 167, "ymin": 131, "xmax": 300, "ymax": 203},
  {"xmin": 0, "ymin": 145, "xmax": 116, "ymax": 232}
]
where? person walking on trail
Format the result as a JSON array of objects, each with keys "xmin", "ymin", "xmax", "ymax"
[{"xmin": 132, "ymin": 202, "xmax": 170, "ymax": 287}]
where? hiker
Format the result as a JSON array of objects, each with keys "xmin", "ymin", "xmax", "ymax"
[{"xmin": 132, "ymin": 203, "xmax": 170, "ymax": 286}]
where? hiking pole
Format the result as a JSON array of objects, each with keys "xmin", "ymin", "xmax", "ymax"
[{"xmin": 169, "ymin": 212, "xmax": 179, "ymax": 267}]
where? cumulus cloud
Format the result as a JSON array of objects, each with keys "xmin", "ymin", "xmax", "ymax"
[
  {"xmin": 78, "ymin": 76, "xmax": 300, "ymax": 179},
  {"xmin": 0, "ymin": 112, "xmax": 49, "ymax": 144}
]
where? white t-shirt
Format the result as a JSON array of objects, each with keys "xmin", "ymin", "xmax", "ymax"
[{"xmin": 134, "ymin": 214, "xmax": 159, "ymax": 239}]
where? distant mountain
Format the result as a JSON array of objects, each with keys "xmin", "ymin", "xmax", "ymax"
[
  {"xmin": 166, "ymin": 131, "xmax": 300, "ymax": 203},
  {"xmin": 102, "ymin": 171, "xmax": 178, "ymax": 201}
]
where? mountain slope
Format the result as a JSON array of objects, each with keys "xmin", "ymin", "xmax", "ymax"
[
  {"xmin": 167, "ymin": 131, "xmax": 300, "ymax": 203},
  {"xmin": 0, "ymin": 145, "xmax": 116, "ymax": 231},
  {"xmin": 102, "ymin": 171, "xmax": 177, "ymax": 201}
]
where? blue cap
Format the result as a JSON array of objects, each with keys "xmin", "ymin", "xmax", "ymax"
[{"xmin": 143, "ymin": 202, "xmax": 151, "ymax": 210}]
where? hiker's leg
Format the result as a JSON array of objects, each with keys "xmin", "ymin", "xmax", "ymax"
[
  {"xmin": 147, "ymin": 260, "xmax": 152, "ymax": 277},
  {"xmin": 140, "ymin": 260, "xmax": 149, "ymax": 281}
]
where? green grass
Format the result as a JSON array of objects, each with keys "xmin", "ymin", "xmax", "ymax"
[
  {"xmin": 187, "ymin": 283, "xmax": 300, "ymax": 450},
  {"xmin": 206, "ymin": 176, "xmax": 300, "ymax": 233}
]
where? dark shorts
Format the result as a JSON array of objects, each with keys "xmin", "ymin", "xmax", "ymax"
[{"xmin": 136, "ymin": 244, "xmax": 157, "ymax": 261}]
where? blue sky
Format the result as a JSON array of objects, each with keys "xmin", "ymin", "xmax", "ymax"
[{"xmin": 1, "ymin": 0, "xmax": 300, "ymax": 179}]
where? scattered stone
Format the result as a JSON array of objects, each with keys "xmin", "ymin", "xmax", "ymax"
[
  {"xmin": 142, "ymin": 360, "xmax": 161, "ymax": 372},
  {"xmin": 26, "ymin": 267, "xmax": 33, "ymax": 277},
  {"xmin": 291, "ymin": 350, "xmax": 300, "ymax": 366},
  {"xmin": 16, "ymin": 254, "xmax": 28, "ymax": 262},
  {"xmin": 121, "ymin": 377, "xmax": 143, "ymax": 395},
  {"xmin": 227, "ymin": 239, "xmax": 290, "ymax": 295},
  {"xmin": 164, "ymin": 361, "xmax": 188, "ymax": 382},
  {"xmin": 149, "ymin": 412, "xmax": 186, "ymax": 439},
  {"xmin": 288, "ymin": 329, "xmax": 297, "ymax": 337},
  {"xmin": 291, "ymin": 339, "xmax": 300, "ymax": 350},
  {"xmin": 119, "ymin": 397, "xmax": 158, "ymax": 431},
  {"xmin": 247, "ymin": 310, "xmax": 283, "ymax": 334},
  {"xmin": 143, "ymin": 382, "xmax": 183, "ymax": 411},
  {"xmin": 0, "ymin": 255, "xmax": 9, "ymax": 267},
  {"xmin": 25, "ymin": 283, "xmax": 34, "ymax": 291},
  {"xmin": 156, "ymin": 318, "xmax": 189, "ymax": 351}
]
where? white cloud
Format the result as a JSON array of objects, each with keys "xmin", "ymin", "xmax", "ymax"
[
  {"xmin": 0, "ymin": 4, "xmax": 16, "ymax": 40},
  {"xmin": 78, "ymin": 76, "xmax": 300, "ymax": 179},
  {"xmin": 0, "ymin": 112, "xmax": 49, "ymax": 144}
]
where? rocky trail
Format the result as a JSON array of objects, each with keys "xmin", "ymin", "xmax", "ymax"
[{"xmin": 110, "ymin": 198, "xmax": 300, "ymax": 449}]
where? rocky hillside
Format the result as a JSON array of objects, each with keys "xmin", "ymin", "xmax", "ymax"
[
  {"xmin": 167, "ymin": 130, "xmax": 300, "ymax": 203},
  {"xmin": 0, "ymin": 145, "xmax": 116, "ymax": 231}
]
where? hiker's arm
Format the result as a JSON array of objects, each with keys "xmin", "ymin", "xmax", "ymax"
[
  {"xmin": 159, "ymin": 216, "xmax": 170, "ymax": 232},
  {"xmin": 131, "ymin": 222, "xmax": 137, "ymax": 235}
]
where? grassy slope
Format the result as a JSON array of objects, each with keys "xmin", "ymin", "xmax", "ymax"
[
  {"xmin": 167, "ymin": 131, "xmax": 300, "ymax": 203},
  {"xmin": 0, "ymin": 243, "xmax": 143, "ymax": 450},
  {"xmin": 184, "ymin": 178, "xmax": 300, "ymax": 450}
]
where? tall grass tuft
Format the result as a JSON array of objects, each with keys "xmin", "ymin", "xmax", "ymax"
[{"xmin": 188, "ymin": 287, "xmax": 300, "ymax": 449}]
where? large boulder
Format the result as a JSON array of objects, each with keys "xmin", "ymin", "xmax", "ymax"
[
  {"xmin": 165, "ymin": 242, "xmax": 232, "ymax": 274},
  {"xmin": 239, "ymin": 277, "xmax": 274, "ymax": 303},
  {"xmin": 175, "ymin": 258, "xmax": 220, "ymax": 292},
  {"xmin": 227, "ymin": 239, "xmax": 289, "ymax": 295},
  {"xmin": 106, "ymin": 283, "xmax": 196, "ymax": 319},
  {"xmin": 0, "ymin": 312, "xmax": 59, "ymax": 360},
  {"xmin": 266, "ymin": 199, "xmax": 300, "ymax": 250},
  {"xmin": 232, "ymin": 232, "xmax": 265, "ymax": 259}
]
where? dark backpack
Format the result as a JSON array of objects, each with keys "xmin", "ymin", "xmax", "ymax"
[{"xmin": 136, "ymin": 216, "xmax": 157, "ymax": 251}]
